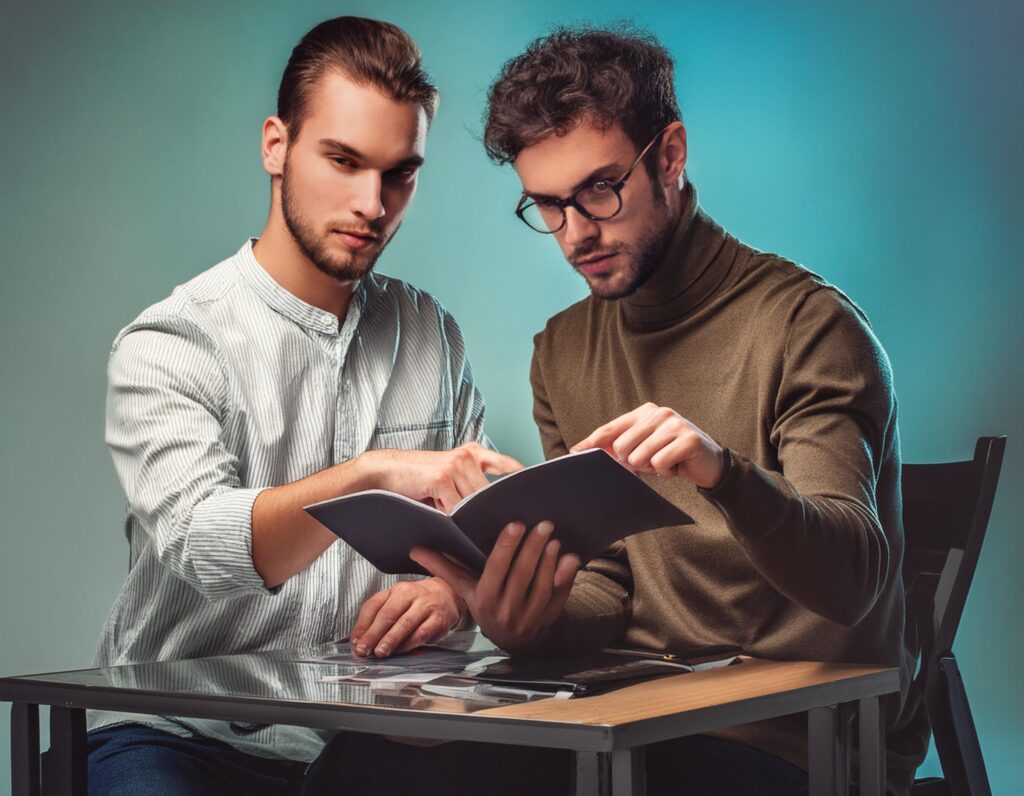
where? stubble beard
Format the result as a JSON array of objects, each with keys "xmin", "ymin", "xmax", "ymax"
[
  {"xmin": 576, "ymin": 185, "xmax": 672, "ymax": 300},
  {"xmin": 280, "ymin": 159, "xmax": 394, "ymax": 284}
]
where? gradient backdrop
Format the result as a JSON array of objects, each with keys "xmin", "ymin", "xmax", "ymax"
[{"xmin": 1, "ymin": 1, "xmax": 1021, "ymax": 791}]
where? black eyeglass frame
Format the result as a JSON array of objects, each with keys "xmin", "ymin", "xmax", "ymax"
[{"xmin": 514, "ymin": 127, "xmax": 668, "ymax": 234}]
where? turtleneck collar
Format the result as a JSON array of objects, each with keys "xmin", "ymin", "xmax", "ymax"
[{"xmin": 620, "ymin": 182, "xmax": 736, "ymax": 330}]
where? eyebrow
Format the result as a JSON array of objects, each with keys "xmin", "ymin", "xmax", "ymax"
[
  {"xmin": 525, "ymin": 161, "xmax": 624, "ymax": 201},
  {"xmin": 318, "ymin": 138, "xmax": 425, "ymax": 170}
]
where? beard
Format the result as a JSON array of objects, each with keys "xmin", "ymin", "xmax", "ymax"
[
  {"xmin": 280, "ymin": 158, "xmax": 394, "ymax": 283},
  {"xmin": 571, "ymin": 186, "xmax": 672, "ymax": 300}
]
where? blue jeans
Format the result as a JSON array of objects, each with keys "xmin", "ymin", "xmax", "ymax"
[
  {"xmin": 87, "ymin": 724, "xmax": 308, "ymax": 795},
  {"xmin": 88, "ymin": 723, "xmax": 808, "ymax": 795}
]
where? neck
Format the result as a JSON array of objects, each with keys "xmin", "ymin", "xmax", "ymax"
[
  {"xmin": 621, "ymin": 182, "xmax": 734, "ymax": 329},
  {"xmin": 252, "ymin": 200, "xmax": 355, "ymax": 320}
]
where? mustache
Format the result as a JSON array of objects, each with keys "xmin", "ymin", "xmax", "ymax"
[{"xmin": 330, "ymin": 223, "xmax": 385, "ymax": 239}]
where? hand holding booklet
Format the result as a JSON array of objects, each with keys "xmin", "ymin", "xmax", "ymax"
[{"xmin": 304, "ymin": 448, "xmax": 693, "ymax": 575}]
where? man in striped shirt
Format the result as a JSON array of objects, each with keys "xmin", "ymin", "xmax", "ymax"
[{"xmin": 86, "ymin": 16, "xmax": 515, "ymax": 794}]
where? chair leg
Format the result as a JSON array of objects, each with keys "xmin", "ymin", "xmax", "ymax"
[{"xmin": 934, "ymin": 655, "xmax": 991, "ymax": 796}]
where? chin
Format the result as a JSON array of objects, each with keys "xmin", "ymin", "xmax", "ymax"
[{"xmin": 585, "ymin": 272, "xmax": 640, "ymax": 301}]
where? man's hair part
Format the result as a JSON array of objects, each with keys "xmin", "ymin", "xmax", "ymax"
[
  {"xmin": 278, "ymin": 16, "xmax": 439, "ymax": 139},
  {"xmin": 483, "ymin": 24, "xmax": 681, "ymax": 166}
]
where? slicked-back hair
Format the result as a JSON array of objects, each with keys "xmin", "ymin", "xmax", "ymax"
[
  {"xmin": 278, "ymin": 16, "xmax": 439, "ymax": 139},
  {"xmin": 484, "ymin": 25, "xmax": 680, "ymax": 166}
]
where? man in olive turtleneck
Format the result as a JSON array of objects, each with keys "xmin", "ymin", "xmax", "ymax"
[{"xmin": 409, "ymin": 26, "xmax": 930, "ymax": 796}]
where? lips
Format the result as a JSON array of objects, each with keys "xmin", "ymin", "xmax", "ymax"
[
  {"xmin": 574, "ymin": 252, "xmax": 619, "ymax": 274},
  {"xmin": 334, "ymin": 230, "xmax": 379, "ymax": 251}
]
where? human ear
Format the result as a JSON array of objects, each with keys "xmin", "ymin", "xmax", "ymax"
[
  {"xmin": 261, "ymin": 116, "xmax": 289, "ymax": 177},
  {"xmin": 658, "ymin": 121, "xmax": 687, "ymax": 187}
]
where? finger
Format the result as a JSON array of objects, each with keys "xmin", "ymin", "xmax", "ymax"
[
  {"xmin": 649, "ymin": 436, "xmax": 696, "ymax": 478},
  {"xmin": 433, "ymin": 481, "xmax": 465, "ymax": 515},
  {"xmin": 533, "ymin": 553, "xmax": 581, "ymax": 629},
  {"xmin": 471, "ymin": 447, "xmax": 524, "ymax": 475},
  {"xmin": 521, "ymin": 537, "xmax": 561, "ymax": 627},
  {"xmin": 476, "ymin": 522, "xmax": 526, "ymax": 606},
  {"xmin": 570, "ymin": 404, "xmax": 653, "ymax": 452},
  {"xmin": 394, "ymin": 610, "xmax": 453, "ymax": 654},
  {"xmin": 373, "ymin": 600, "xmax": 435, "ymax": 658},
  {"xmin": 452, "ymin": 463, "xmax": 487, "ymax": 500},
  {"xmin": 409, "ymin": 547, "xmax": 478, "ymax": 600},
  {"xmin": 355, "ymin": 590, "xmax": 414, "ymax": 658},
  {"xmin": 502, "ymin": 521, "xmax": 554, "ymax": 609},
  {"xmin": 609, "ymin": 409, "xmax": 671, "ymax": 464},
  {"xmin": 553, "ymin": 552, "xmax": 582, "ymax": 591},
  {"xmin": 625, "ymin": 425, "xmax": 681, "ymax": 473},
  {"xmin": 350, "ymin": 589, "xmax": 390, "ymax": 649}
]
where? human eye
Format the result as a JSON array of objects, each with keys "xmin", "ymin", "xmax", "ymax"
[
  {"xmin": 384, "ymin": 166, "xmax": 418, "ymax": 183},
  {"xmin": 328, "ymin": 155, "xmax": 356, "ymax": 169}
]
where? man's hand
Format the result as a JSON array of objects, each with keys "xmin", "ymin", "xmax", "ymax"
[
  {"xmin": 410, "ymin": 521, "xmax": 581, "ymax": 653},
  {"xmin": 571, "ymin": 403, "xmax": 725, "ymax": 489},
  {"xmin": 350, "ymin": 577, "xmax": 467, "ymax": 658},
  {"xmin": 365, "ymin": 442, "xmax": 523, "ymax": 514}
]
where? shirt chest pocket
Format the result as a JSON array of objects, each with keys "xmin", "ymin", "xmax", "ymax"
[{"xmin": 370, "ymin": 419, "xmax": 455, "ymax": 452}]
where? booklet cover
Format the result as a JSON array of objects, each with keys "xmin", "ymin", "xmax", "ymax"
[{"xmin": 304, "ymin": 449, "xmax": 693, "ymax": 574}]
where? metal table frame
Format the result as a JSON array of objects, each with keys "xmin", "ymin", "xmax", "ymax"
[{"xmin": 3, "ymin": 661, "xmax": 895, "ymax": 796}]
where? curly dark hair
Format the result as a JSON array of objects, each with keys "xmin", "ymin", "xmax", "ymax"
[
  {"xmin": 483, "ymin": 25, "xmax": 681, "ymax": 165},
  {"xmin": 278, "ymin": 16, "xmax": 439, "ymax": 139}
]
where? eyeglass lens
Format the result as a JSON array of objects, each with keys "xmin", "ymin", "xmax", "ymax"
[{"xmin": 521, "ymin": 182, "xmax": 623, "ymax": 233}]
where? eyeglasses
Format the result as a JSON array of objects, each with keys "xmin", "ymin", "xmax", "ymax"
[{"xmin": 514, "ymin": 128, "xmax": 666, "ymax": 234}]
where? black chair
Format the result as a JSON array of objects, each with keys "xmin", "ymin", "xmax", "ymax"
[{"xmin": 902, "ymin": 436, "xmax": 1006, "ymax": 796}]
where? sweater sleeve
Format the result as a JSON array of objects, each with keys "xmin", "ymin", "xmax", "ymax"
[
  {"xmin": 527, "ymin": 339, "xmax": 632, "ymax": 655},
  {"xmin": 700, "ymin": 287, "xmax": 899, "ymax": 627}
]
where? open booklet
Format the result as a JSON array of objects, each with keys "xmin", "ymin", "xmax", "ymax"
[{"xmin": 304, "ymin": 448, "xmax": 693, "ymax": 575}]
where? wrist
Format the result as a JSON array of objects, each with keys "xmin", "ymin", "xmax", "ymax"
[
  {"xmin": 427, "ymin": 577, "xmax": 470, "ymax": 630},
  {"xmin": 350, "ymin": 449, "xmax": 388, "ymax": 491}
]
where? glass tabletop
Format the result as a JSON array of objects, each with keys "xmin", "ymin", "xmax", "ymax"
[{"xmin": 4, "ymin": 632, "xmax": 539, "ymax": 715}]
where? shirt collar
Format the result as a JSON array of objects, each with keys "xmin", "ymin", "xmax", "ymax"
[{"xmin": 233, "ymin": 239, "xmax": 367, "ymax": 334}]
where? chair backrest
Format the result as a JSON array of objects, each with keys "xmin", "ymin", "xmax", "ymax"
[
  {"xmin": 902, "ymin": 435, "xmax": 1006, "ymax": 796},
  {"xmin": 902, "ymin": 436, "xmax": 1005, "ymax": 661}
]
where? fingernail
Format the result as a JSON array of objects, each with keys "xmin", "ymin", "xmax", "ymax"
[
  {"xmin": 507, "ymin": 523, "xmax": 524, "ymax": 538},
  {"xmin": 350, "ymin": 636, "xmax": 360, "ymax": 647},
  {"xmin": 537, "ymin": 522, "xmax": 554, "ymax": 537},
  {"xmin": 376, "ymin": 643, "xmax": 390, "ymax": 657},
  {"xmin": 356, "ymin": 643, "xmax": 368, "ymax": 656}
]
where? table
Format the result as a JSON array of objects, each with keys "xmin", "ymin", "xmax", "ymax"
[{"xmin": 1, "ymin": 636, "xmax": 897, "ymax": 796}]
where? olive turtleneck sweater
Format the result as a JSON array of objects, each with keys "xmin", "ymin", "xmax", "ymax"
[{"xmin": 529, "ymin": 185, "xmax": 927, "ymax": 793}]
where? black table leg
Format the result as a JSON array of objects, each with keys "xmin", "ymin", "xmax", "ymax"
[
  {"xmin": 11, "ymin": 703, "xmax": 40, "ymax": 796},
  {"xmin": 610, "ymin": 747, "xmax": 645, "ymax": 795},
  {"xmin": 46, "ymin": 706, "xmax": 87, "ymax": 796},
  {"xmin": 809, "ymin": 703, "xmax": 853, "ymax": 796},
  {"xmin": 858, "ymin": 696, "xmax": 886, "ymax": 796},
  {"xmin": 576, "ymin": 748, "xmax": 646, "ymax": 796}
]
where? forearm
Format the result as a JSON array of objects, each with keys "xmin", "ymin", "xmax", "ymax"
[
  {"xmin": 703, "ymin": 450, "xmax": 890, "ymax": 627},
  {"xmin": 252, "ymin": 453, "xmax": 382, "ymax": 588}
]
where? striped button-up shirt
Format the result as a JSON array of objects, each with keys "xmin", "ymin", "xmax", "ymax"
[{"xmin": 88, "ymin": 240, "xmax": 488, "ymax": 761}]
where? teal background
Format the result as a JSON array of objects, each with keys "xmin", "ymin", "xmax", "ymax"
[{"xmin": 1, "ymin": 0, "xmax": 1021, "ymax": 791}]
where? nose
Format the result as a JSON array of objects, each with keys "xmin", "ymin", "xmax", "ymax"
[
  {"xmin": 562, "ymin": 206, "xmax": 600, "ymax": 248},
  {"xmin": 350, "ymin": 170, "xmax": 386, "ymax": 221}
]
